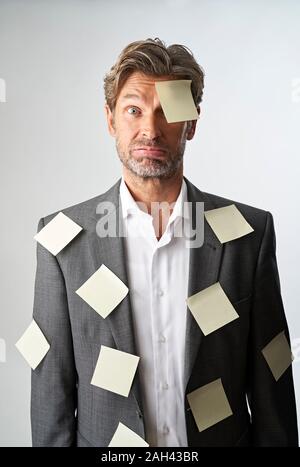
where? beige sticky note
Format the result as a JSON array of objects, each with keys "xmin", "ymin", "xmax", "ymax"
[
  {"xmin": 187, "ymin": 282, "xmax": 239, "ymax": 336},
  {"xmin": 204, "ymin": 204, "xmax": 254, "ymax": 244},
  {"xmin": 187, "ymin": 378, "xmax": 233, "ymax": 432},
  {"xmin": 34, "ymin": 212, "xmax": 82, "ymax": 255},
  {"xmin": 15, "ymin": 320, "xmax": 50, "ymax": 370},
  {"xmin": 109, "ymin": 422, "xmax": 149, "ymax": 447},
  {"xmin": 91, "ymin": 345, "xmax": 140, "ymax": 397},
  {"xmin": 155, "ymin": 79, "xmax": 199, "ymax": 123},
  {"xmin": 262, "ymin": 331, "xmax": 292, "ymax": 381},
  {"xmin": 76, "ymin": 264, "xmax": 129, "ymax": 319}
]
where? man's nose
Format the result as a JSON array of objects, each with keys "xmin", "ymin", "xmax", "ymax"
[{"xmin": 141, "ymin": 114, "xmax": 162, "ymax": 139}]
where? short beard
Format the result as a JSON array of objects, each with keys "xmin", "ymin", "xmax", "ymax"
[{"xmin": 116, "ymin": 138, "xmax": 186, "ymax": 180}]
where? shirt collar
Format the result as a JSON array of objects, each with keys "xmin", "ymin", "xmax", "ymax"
[{"xmin": 119, "ymin": 175, "xmax": 189, "ymax": 224}]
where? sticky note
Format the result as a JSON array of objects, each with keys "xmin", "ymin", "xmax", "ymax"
[
  {"xmin": 262, "ymin": 331, "xmax": 292, "ymax": 381},
  {"xmin": 76, "ymin": 264, "xmax": 129, "ymax": 318},
  {"xmin": 91, "ymin": 345, "xmax": 140, "ymax": 397},
  {"xmin": 187, "ymin": 282, "xmax": 239, "ymax": 336},
  {"xmin": 155, "ymin": 79, "xmax": 199, "ymax": 123},
  {"xmin": 187, "ymin": 378, "xmax": 233, "ymax": 432},
  {"xmin": 0, "ymin": 78, "xmax": 6, "ymax": 103},
  {"xmin": 204, "ymin": 204, "xmax": 254, "ymax": 244},
  {"xmin": 109, "ymin": 422, "xmax": 149, "ymax": 447},
  {"xmin": 34, "ymin": 212, "xmax": 82, "ymax": 255},
  {"xmin": 15, "ymin": 320, "xmax": 50, "ymax": 370}
]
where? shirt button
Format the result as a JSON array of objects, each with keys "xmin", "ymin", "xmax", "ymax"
[
  {"xmin": 158, "ymin": 289, "xmax": 164, "ymax": 297},
  {"xmin": 158, "ymin": 334, "xmax": 166, "ymax": 343},
  {"xmin": 162, "ymin": 382, "xmax": 169, "ymax": 390},
  {"xmin": 163, "ymin": 426, "xmax": 169, "ymax": 435}
]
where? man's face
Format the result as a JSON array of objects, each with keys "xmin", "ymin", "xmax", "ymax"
[{"xmin": 105, "ymin": 71, "xmax": 198, "ymax": 179}]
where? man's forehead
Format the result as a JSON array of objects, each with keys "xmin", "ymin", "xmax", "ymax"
[{"xmin": 119, "ymin": 72, "xmax": 177, "ymax": 97}]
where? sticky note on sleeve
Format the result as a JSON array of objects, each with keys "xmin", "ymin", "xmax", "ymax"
[
  {"xmin": 91, "ymin": 345, "xmax": 140, "ymax": 397},
  {"xmin": 76, "ymin": 264, "xmax": 129, "ymax": 318},
  {"xmin": 155, "ymin": 79, "xmax": 199, "ymax": 123},
  {"xmin": 204, "ymin": 204, "xmax": 254, "ymax": 244},
  {"xmin": 15, "ymin": 320, "xmax": 50, "ymax": 370},
  {"xmin": 262, "ymin": 331, "xmax": 293, "ymax": 381},
  {"xmin": 109, "ymin": 422, "xmax": 149, "ymax": 447},
  {"xmin": 187, "ymin": 282, "xmax": 239, "ymax": 336},
  {"xmin": 34, "ymin": 212, "xmax": 82, "ymax": 255},
  {"xmin": 187, "ymin": 378, "xmax": 233, "ymax": 432}
]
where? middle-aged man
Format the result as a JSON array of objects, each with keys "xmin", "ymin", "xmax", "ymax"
[{"xmin": 31, "ymin": 38, "xmax": 298, "ymax": 447}]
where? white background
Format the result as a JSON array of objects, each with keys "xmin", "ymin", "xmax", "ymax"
[{"xmin": 0, "ymin": 0, "xmax": 299, "ymax": 446}]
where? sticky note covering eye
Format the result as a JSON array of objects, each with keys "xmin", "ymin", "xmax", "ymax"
[
  {"xmin": 76, "ymin": 264, "xmax": 129, "ymax": 318},
  {"xmin": 155, "ymin": 79, "xmax": 199, "ymax": 123},
  {"xmin": 187, "ymin": 282, "xmax": 239, "ymax": 336},
  {"xmin": 15, "ymin": 320, "xmax": 50, "ymax": 370},
  {"xmin": 91, "ymin": 345, "xmax": 140, "ymax": 397},
  {"xmin": 109, "ymin": 422, "xmax": 149, "ymax": 447},
  {"xmin": 204, "ymin": 204, "xmax": 254, "ymax": 244},
  {"xmin": 34, "ymin": 212, "xmax": 82, "ymax": 255},
  {"xmin": 187, "ymin": 378, "xmax": 233, "ymax": 432},
  {"xmin": 262, "ymin": 331, "xmax": 293, "ymax": 381}
]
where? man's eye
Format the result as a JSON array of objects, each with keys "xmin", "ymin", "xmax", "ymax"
[{"xmin": 127, "ymin": 107, "xmax": 140, "ymax": 115}]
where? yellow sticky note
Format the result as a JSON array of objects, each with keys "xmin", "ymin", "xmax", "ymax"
[
  {"xmin": 109, "ymin": 422, "xmax": 149, "ymax": 447},
  {"xmin": 262, "ymin": 331, "xmax": 292, "ymax": 381},
  {"xmin": 15, "ymin": 320, "xmax": 50, "ymax": 370},
  {"xmin": 187, "ymin": 282, "xmax": 239, "ymax": 336},
  {"xmin": 187, "ymin": 378, "xmax": 233, "ymax": 432},
  {"xmin": 155, "ymin": 79, "xmax": 199, "ymax": 123},
  {"xmin": 76, "ymin": 264, "xmax": 128, "ymax": 319},
  {"xmin": 91, "ymin": 345, "xmax": 140, "ymax": 397},
  {"xmin": 204, "ymin": 204, "xmax": 254, "ymax": 244},
  {"xmin": 34, "ymin": 212, "xmax": 82, "ymax": 255}
]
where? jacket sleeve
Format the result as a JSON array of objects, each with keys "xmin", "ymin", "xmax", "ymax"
[
  {"xmin": 247, "ymin": 211, "xmax": 298, "ymax": 446},
  {"xmin": 31, "ymin": 217, "xmax": 77, "ymax": 446}
]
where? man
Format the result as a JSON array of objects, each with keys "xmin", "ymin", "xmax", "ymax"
[{"xmin": 31, "ymin": 38, "xmax": 298, "ymax": 447}]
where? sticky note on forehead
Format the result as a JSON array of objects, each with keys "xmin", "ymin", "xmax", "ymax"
[{"xmin": 155, "ymin": 79, "xmax": 199, "ymax": 123}]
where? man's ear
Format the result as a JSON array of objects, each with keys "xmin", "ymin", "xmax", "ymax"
[
  {"xmin": 104, "ymin": 104, "xmax": 116, "ymax": 136},
  {"xmin": 186, "ymin": 106, "xmax": 200, "ymax": 140}
]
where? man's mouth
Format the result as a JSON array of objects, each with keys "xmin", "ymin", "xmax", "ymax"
[{"xmin": 132, "ymin": 147, "xmax": 167, "ymax": 158}]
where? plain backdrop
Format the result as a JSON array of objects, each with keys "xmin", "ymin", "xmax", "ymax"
[{"xmin": 0, "ymin": 0, "xmax": 299, "ymax": 446}]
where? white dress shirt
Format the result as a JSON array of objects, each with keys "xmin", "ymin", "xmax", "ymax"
[{"xmin": 119, "ymin": 175, "xmax": 190, "ymax": 447}]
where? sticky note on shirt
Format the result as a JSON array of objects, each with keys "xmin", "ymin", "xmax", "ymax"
[
  {"xmin": 187, "ymin": 282, "xmax": 239, "ymax": 336},
  {"xmin": 187, "ymin": 378, "xmax": 233, "ymax": 432},
  {"xmin": 204, "ymin": 204, "xmax": 254, "ymax": 244},
  {"xmin": 262, "ymin": 331, "xmax": 292, "ymax": 381},
  {"xmin": 76, "ymin": 264, "xmax": 129, "ymax": 319},
  {"xmin": 109, "ymin": 422, "xmax": 149, "ymax": 447},
  {"xmin": 155, "ymin": 79, "xmax": 199, "ymax": 123},
  {"xmin": 91, "ymin": 345, "xmax": 140, "ymax": 397},
  {"xmin": 34, "ymin": 212, "xmax": 82, "ymax": 255},
  {"xmin": 15, "ymin": 320, "xmax": 50, "ymax": 370}
]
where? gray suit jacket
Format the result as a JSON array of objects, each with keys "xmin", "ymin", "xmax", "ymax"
[{"xmin": 31, "ymin": 176, "xmax": 298, "ymax": 447}]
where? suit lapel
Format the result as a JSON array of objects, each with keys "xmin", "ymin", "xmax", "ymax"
[
  {"xmin": 86, "ymin": 179, "xmax": 144, "ymax": 414},
  {"xmin": 85, "ymin": 176, "xmax": 225, "ymax": 413},
  {"xmin": 183, "ymin": 177, "xmax": 224, "ymax": 391}
]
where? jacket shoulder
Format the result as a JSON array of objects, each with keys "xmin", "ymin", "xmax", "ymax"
[
  {"xmin": 202, "ymin": 190, "xmax": 271, "ymax": 233},
  {"xmin": 38, "ymin": 179, "xmax": 121, "ymax": 229}
]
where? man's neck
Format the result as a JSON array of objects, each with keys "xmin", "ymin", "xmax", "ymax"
[
  {"xmin": 122, "ymin": 168, "xmax": 183, "ymax": 213},
  {"xmin": 122, "ymin": 168, "xmax": 183, "ymax": 240}
]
